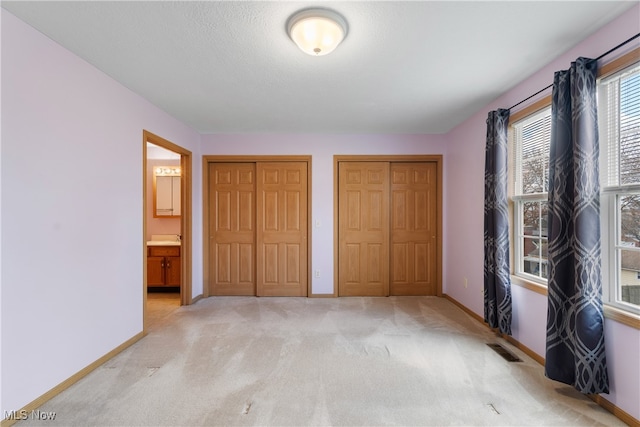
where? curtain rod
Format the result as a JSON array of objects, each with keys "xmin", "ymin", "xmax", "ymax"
[{"xmin": 507, "ymin": 32, "xmax": 640, "ymax": 111}]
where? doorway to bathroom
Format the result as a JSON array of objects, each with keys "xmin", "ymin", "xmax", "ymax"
[{"xmin": 143, "ymin": 130, "xmax": 192, "ymax": 332}]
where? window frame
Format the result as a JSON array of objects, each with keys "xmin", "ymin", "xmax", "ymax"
[
  {"xmin": 510, "ymin": 103, "xmax": 552, "ymax": 287},
  {"xmin": 512, "ymin": 193, "xmax": 549, "ymax": 284},
  {"xmin": 600, "ymin": 189, "xmax": 640, "ymax": 316},
  {"xmin": 598, "ymin": 59, "xmax": 640, "ymax": 316}
]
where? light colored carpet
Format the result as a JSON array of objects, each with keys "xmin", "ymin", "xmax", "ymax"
[{"xmin": 17, "ymin": 296, "xmax": 624, "ymax": 426}]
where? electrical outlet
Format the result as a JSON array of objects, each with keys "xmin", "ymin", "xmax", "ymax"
[{"xmin": 314, "ymin": 269, "xmax": 320, "ymax": 278}]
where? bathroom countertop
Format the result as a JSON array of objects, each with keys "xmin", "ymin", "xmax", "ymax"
[{"xmin": 146, "ymin": 241, "xmax": 181, "ymax": 246}]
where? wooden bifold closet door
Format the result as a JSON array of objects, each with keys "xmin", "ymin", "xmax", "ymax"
[
  {"xmin": 338, "ymin": 162, "xmax": 390, "ymax": 296},
  {"xmin": 338, "ymin": 161, "xmax": 437, "ymax": 296},
  {"xmin": 389, "ymin": 162, "xmax": 437, "ymax": 296},
  {"xmin": 209, "ymin": 161, "xmax": 308, "ymax": 297},
  {"xmin": 209, "ymin": 163, "xmax": 256, "ymax": 296}
]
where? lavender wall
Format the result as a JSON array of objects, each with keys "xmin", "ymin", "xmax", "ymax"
[
  {"xmin": 200, "ymin": 133, "xmax": 448, "ymax": 295},
  {"xmin": 1, "ymin": 11, "xmax": 202, "ymax": 413},
  {"xmin": 445, "ymin": 5, "xmax": 640, "ymax": 419}
]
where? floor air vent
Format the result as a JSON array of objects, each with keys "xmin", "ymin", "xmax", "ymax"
[{"xmin": 487, "ymin": 343, "xmax": 522, "ymax": 362}]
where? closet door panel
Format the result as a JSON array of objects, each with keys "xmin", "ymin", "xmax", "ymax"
[
  {"xmin": 390, "ymin": 162, "xmax": 437, "ymax": 295},
  {"xmin": 257, "ymin": 162, "xmax": 308, "ymax": 296},
  {"xmin": 209, "ymin": 163, "xmax": 256, "ymax": 296},
  {"xmin": 338, "ymin": 162, "xmax": 390, "ymax": 296}
]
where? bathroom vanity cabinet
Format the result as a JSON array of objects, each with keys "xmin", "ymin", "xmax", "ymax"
[{"xmin": 147, "ymin": 245, "xmax": 181, "ymax": 287}]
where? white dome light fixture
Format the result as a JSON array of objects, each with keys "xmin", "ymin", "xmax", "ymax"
[{"xmin": 287, "ymin": 8, "xmax": 348, "ymax": 56}]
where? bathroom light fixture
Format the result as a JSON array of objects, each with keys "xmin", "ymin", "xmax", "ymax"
[
  {"xmin": 287, "ymin": 8, "xmax": 347, "ymax": 56},
  {"xmin": 155, "ymin": 167, "xmax": 181, "ymax": 176}
]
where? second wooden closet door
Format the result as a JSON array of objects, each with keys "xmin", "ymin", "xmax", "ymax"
[{"xmin": 338, "ymin": 161, "xmax": 437, "ymax": 296}]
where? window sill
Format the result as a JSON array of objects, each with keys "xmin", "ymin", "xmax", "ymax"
[
  {"xmin": 603, "ymin": 305, "xmax": 640, "ymax": 330},
  {"xmin": 510, "ymin": 275, "xmax": 640, "ymax": 330}
]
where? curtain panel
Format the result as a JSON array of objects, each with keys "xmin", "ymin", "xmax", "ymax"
[
  {"xmin": 484, "ymin": 109, "xmax": 513, "ymax": 336},
  {"xmin": 545, "ymin": 57, "xmax": 609, "ymax": 394}
]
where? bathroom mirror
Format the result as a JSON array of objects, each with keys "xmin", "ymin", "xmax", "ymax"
[{"xmin": 153, "ymin": 166, "xmax": 181, "ymax": 217}]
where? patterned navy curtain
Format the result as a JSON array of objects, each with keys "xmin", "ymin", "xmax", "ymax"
[
  {"xmin": 484, "ymin": 109, "xmax": 512, "ymax": 336},
  {"xmin": 545, "ymin": 57, "xmax": 609, "ymax": 394}
]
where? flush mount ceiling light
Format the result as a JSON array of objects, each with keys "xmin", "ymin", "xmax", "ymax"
[{"xmin": 287, "ymin": 8, "xmax": 348, "ymax": 56}]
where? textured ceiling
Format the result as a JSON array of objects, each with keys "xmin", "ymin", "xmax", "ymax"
[{"xmin": 2, "ymin": 1, "xmax": 637, "ymax": 134}]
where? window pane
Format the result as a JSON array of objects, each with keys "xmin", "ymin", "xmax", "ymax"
[
  {"xmin": 522, "ymin": 200, "xmax": 547, "ymax": 238},
  {"xmin": 620, "ymin": 194, "xmax": 640, "ymax": 247},
  {"xmin": 620, "ymin": 132, "xmax": 640, "ymax": 185},
  {"xmin": 620, "ymin": 71, "xmax": 640, "ymax": 185},
  {"xmin": 540, "ymin": 239, "xmax": 548, "ymax": 279},
  {"xmin": 522, "ymin": 236, "xmax": 547, "ymax": 279},
  {"xmin": 515, "ymin": 197, "xmax": 548, "ymax": 281},
  {"xmin": 515, "ymin": 108, "xmax": 551, "ymax": 195},
  {"xmin": 540, "ymin": 201, "xmax": 548, "ymax": 238},
  {"xmin": 523, "ymin": 236, "xmax": 539, "ymax": 276},
  {"xmin": 523, "ymin": 201, "xmax": 540, "ymax": 236},
  {"xmin": 521, "ymin": 158, "xmax": 548, "ymax": 194},
  {"xmin": 620, "ymin": 249, "xmax": 640, "ymax": 306}
]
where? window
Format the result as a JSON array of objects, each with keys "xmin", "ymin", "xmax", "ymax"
[
  {"xmin": 509, "ymin": 55, "xmax": 640, "ymax": 317},
  {"xmin": 599, "ymin": 62, "xmax": 640, "ymax": 312},
  {"xmin": 512, "ymin": 107, "xmax": 551, "ymax": 283}
]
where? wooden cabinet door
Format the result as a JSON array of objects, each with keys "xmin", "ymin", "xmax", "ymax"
[
  {"xmin": 165, "ymin": 256, "xmax": 182, "ymax": 287},
  {"xmin": 147, "ymin": 256, "xmax": 165, "ymax": 286},
  {"xmin": 390, "ymin": 162, "xmax": 437, "ymax": 295},
  {"xmin": 209, "ymin": 163, "xmax": 256, "ymax": 296},
  {"xmin": 256, "ymin": 162, "xmax": 308, "ymax": 296},
  {"xmin": 338, "ymin": 162, "xmax": 390, "ymax": 296}
]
